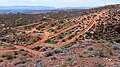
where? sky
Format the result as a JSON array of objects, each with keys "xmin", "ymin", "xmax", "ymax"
[{"xmin": 0, "ymin": 0, "xmax": 120, "ymax": 8}]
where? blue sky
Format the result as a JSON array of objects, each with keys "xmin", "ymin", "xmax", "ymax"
[{"xmin": 0, "ymin": 0, "xmax": 120, "ymax": 8}]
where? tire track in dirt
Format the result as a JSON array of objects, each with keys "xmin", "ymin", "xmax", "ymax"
[
  {"xmin": 30, "ymin": 10, "xmax": 108, "ymax": 48},
  {"xmin": 0, "ymin": 10, "xmax": 109, "ymax": 56},
  {"xmin": 27, "ymin": 23, "xmax": 80, "ymax": 48},
  {"xmin": 17, "ymin": 22, "xmax": 46, "ymax": 33},
  {"xmin": 27, "ymin": 12, "xmax": 98, "ymax": 48},
  {"xmin": 0, "ymin": 41, "xmax": 43, "ymax": 56},
  {"xmin": 54, "ymin": 10, "xmax": 109, "ymax": 47}
]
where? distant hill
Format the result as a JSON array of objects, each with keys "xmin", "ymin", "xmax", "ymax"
[
  {"xmin": 0, "ymin": 6, "xmax": 91, "ymax": 14},
  {"xmin": 0, "ymin": 6, "xmax": 91, "ymax": 10},
  {"xmin": 0, "ymin": 6, "xmax": 56, "ymax": 10},
  {"xmin": 60, "ymin": 7, "xmax": 90, "ymax": 9}
]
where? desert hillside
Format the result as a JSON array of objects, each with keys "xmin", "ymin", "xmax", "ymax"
[{"xmin": 0, "ymin": 4, "xmax": 120, "ymax": 67}]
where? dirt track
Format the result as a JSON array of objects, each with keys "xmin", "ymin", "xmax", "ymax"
[
  {"xmin": 0, "ymin": 41, "xmax": 43, "ymax": 56},
  {"xmin": 28, "ymin": 10, "xmax": 108, "ymax": 48},
  {"xmin": 0, "ymin": 10, "xmax": 109, "ymax": 56}
]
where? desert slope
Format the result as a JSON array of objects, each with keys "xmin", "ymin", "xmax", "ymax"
[{"xmin": 0, "ymin": 4, "xmax": 120, "ymax": 67}]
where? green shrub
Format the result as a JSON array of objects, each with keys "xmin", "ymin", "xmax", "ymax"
[
  {"xmin": 82, "ymin": 50, "xmax": 88, "ymax": 54},
  {"xmin": 45, "ymin": 39, "xmax": 57, "ymax": 44},
  {"xmin": 1, "ymin": 53, "xmax": 17, "ymax": 60},
  {"xmin": 6, "ymin": 55, "xmax": 17, "ymax": 60},
  {"xmin": 44, "ymin": 51, "xmax": 54, "ymax": 57},
  {"xmin": 51, "ymin": 57, "xmax": 57, "ymax": 60},
  {"xmin": 13, "ymin": 58, "xmax": 29, "ymax": 65},
  {"xmin": 65, "ymin": 57, "xmax": 73, "ymax": 61},
  {"xmin": 88, "ymin": 54, "xmax": 95, "ymax": 57},
  {"xmin": 57, "ymin": 34, "xmax": 64, "ymax": 39},
  {"xmin": 62, "ymin": 39, "xmax": 66, "ymax": 42},
  {"xmin": 53, "ymin": 48, "xmax": 63, "ymax": 54},
  {"xmin": 33, "ymin": 46, "xmax": 42, "ymax": 50},
  {"xmin": 36, "ymin": 25, "xmax": 45, "ymax": 30},
  {"xmin": 0, "ymin": 59, "xmax": 3, "ymax": 62},
  {"xmin": 14, "ymin": 51, "xmax": 19, "ymax": 55},
  {"xmin": 42, "ymin": 46, "xmax": 54, "ymax": 51},
  {"xmin": 19, "ymin": 49, "xmax": 25, "ymax": 52},
  {"xmin": 45, "ymin": 39, "xmax": 51, "ymax": 43},
  {"xmin": 113, "ymin": 46, "xmax": 119, "ymax": 50},
  {"xmin": 0, "ymin": 42, "xmax": 3, "ymax": 46},
  {"xmin": 24, "ymin": 26, "xmax": 32, "ymax": 31},
  {"xmin": 79, "ymin": 55, "xmax": 86, "ymax": 58},
  {"xmin": 93, "ymin": 35, "xmax": 99, "ymax": 40},
  {"xmin": 111, "ymin": 38, "xmax": 120, "ymax": 43},
  {"xmin": 68, "ymin": 35, "xmax": 74, "ymax": 40},
  {"xmin": 115, "ymin": 39, "xmax": 120, "ymax": 43},
  {"xmin": 92, "ymin": 49, "xmax": 109, "ymax": 57},
  {"xmin": 88, "ymin": 46, "xmax": 94, "ymax": 51},
  {"xmin": 80, "ymin": 45, "xmax": 85, "ymax": 48}
]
